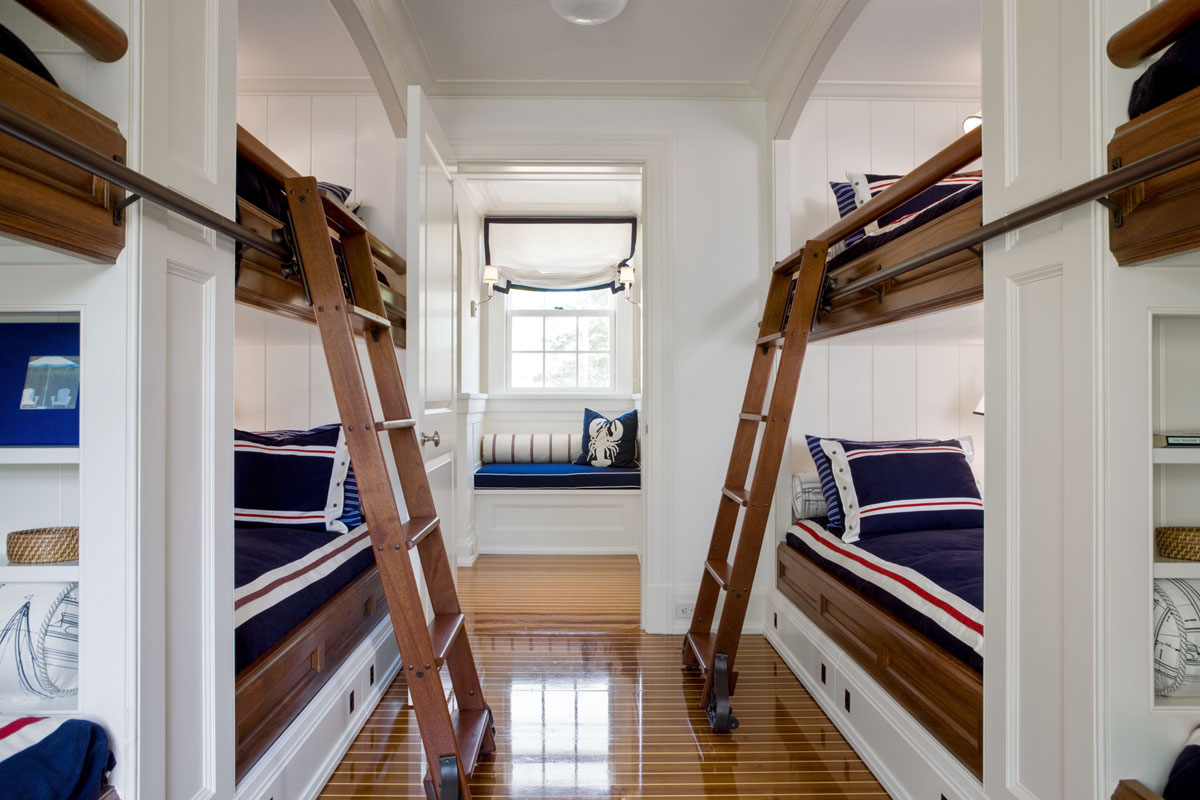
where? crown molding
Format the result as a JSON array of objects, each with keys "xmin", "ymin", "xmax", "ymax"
[
  {"xmin": 236, "ymin": 76, "xmax": 379, "ymax": 95},
  {"xmin": 811, "ymin": 80, "xmax": 982, "ymax": 101}
]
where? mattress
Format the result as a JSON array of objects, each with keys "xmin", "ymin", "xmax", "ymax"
[
  {"xmin": 785, "ymin": 519, "xmax": 984, "ymax": 672},
  {"xmin": 235, "ymin": 524, "xmax": 376, "ymax": 672},
  {"xmin": 828, "ymin": 181, "xmax": 983, "ymax": 270},
  {"xmin": 474, "ymin": 463, "xmax": 641, "ymax": 490}
]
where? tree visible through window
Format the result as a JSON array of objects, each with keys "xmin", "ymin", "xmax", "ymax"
[{"xmin": 508, "ymin": 289, "xmax": 614, "ymax": 390}]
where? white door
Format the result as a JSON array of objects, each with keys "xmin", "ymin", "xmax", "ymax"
[{"xmin": 406, "ymin": 86, "xmax": 459, "ymax": 569}]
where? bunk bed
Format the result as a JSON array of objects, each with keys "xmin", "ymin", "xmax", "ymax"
[
  {"xmin": 761, "ymin": 125, "xmax": 990, "ymax": 779},
  {"xmin": 0, "ymin": 23, "xmax": 409, "ymax": 781}
]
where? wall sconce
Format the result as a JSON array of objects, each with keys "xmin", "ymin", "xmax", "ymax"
[
  {"xmin": 619, "ymin": 262, "xmax": 639, "ymax": 306},
  {"xmin": 973, "ymin": 395, "xmax": 985, "ymax": 416},
  {"xmin": 471, "ymin": 264, "xmax": 501, "ymax": 317},
  {"xmin": 962, "ymin": 114, "xmax": 982, "ymax": 134}
]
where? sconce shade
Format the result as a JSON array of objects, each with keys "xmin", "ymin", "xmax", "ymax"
[{"xmin": 482, "ymin": 265, "xmax": 499, "ymax": 284}]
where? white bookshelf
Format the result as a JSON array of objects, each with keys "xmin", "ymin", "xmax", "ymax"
[
  {"xmin": 1153, "ymin": 556, "xmax": 1200, "ymax": 579},
  {"xmin": 0, "ymin": 552, "xmax": 79, "ymax": 582},
  {"xmin": 0, "ymin": 447, "xmax": 80, "ymax": 465}
]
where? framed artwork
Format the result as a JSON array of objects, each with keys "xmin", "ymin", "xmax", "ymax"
[{"xmin": 0, "ymin": 322, "xmax": 80, "ymax": 446}]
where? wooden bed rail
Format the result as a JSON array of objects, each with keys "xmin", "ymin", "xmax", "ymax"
[
  {"xmin": 0, "ymin": 99, "xmax": 289, "ymax": 261},
  {"xmin": 774, "ymin": 126, "xmax": 981, "ymax": 275},
  {"xmin": 14, "ymin": 0, "xmax": 128, "ymax": 63},
  {"xmin": 1107, "ymin": 0, "xmax": 1200, "ymax": 68}
]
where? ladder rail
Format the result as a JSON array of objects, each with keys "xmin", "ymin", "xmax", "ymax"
[
  {"xmin": 284, "ymin": 177, "xmax": 491, "ymax": 799},
  {"xmin": 685, "ymin": 241, "xmax": 829, "ymax": 727}
]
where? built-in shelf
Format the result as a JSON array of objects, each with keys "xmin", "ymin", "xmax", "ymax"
[
  {"xmin": 0, "ymin": 447, "xmax": 80, "ymax": 465},
  {"xmin": 1, "ymin": 694, "xmax": 78, "ymax": 714},
  {"xmin": 1152, "ymin": 447, "xmax": 1200, "ymax": 464},
  {"xmin": 1154, "ymin": 693, "xmax": 1200, "ymax": 710},
  {"xmin": 1153, "ymin": 556, "xmax": 1200, "ymax": 578},
  {"xmin": 0, "ymin": 554, "xmax": 79, "ymax": 582}
]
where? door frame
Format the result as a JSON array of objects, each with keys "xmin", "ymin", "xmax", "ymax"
[{"xmin": 450, "ymin": 134, "xmax": 676, "ymax": 634}]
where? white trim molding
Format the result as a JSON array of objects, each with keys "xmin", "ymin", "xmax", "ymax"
[{"xmin": 811, "ymin": 80, "xmax": 982, "ymax": 101}]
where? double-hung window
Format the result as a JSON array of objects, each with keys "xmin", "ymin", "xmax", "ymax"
[{"xmin": 507, "ymin": 289, "xmax": 615, "ymax": 390}]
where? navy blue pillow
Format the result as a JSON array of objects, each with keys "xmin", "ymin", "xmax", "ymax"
[
  {"xmin": 829, "ymin": 181, "xmax": 866, "ymax": 246},
  {"xmin": 235, "ymin": 424, "xmax": 360, "ymax": 532},
  {"xmin": 1165, "ymin": 726, "xmax": 1200, "ymax": 800},
  {"xmin": 575, "ymin": 408, "xmax": 638, "ymax": 468},
  {"xmin": 814, "ymin": 437, "xmax": 981, "ymax": 542}
]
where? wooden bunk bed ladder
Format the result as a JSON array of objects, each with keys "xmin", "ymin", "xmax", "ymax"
[
  {"xmin": 682, "ymin": 240, "xmax": 828, "ymax": 731},
  {"xmin": 283, "ymin": 176, "xmax": 494, "ymax": 800}
]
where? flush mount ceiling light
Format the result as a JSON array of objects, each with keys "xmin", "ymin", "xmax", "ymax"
[{"xmin": 549, "ymin": 0, "xmax": 628, "ymax": 26}]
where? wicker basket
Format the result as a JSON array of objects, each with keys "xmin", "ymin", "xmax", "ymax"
[
  {"xmin": 6, "ymin": 526, "xmax": 79, "ymax": 564},
  {"xmin": 1157, "ymin": 526, "xmax": 1200, "ymax": 562}
]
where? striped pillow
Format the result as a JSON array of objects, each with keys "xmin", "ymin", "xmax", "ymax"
[
  {"xmin": 848, "ymin": 171, "xmax": 982, "ymax": 235},
  {"xmin": 829, "ymin": 181, "xmax": 866, "ymax": 246},
  {"xmin": 481, "ymin": 433, "xmax": 583, "ymax": 464},
  {"xmin": 235, "ymin": 424, "xmax": 354, "ymax": 532},
  {"xmin": 817, "ymin": 437, "xmax": 982, "ymax": 542}
]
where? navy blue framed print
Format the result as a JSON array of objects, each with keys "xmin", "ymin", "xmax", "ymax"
[{"xmin": 0, "ymin": 322, "xmax": 80, "ymax": 446}]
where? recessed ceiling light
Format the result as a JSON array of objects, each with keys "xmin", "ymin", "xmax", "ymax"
[{"xmin": 549, "ymin": 0, "xmax": 628, "ymax": 26}]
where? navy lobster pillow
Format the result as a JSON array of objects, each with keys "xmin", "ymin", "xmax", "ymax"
[{"xmin": 575, "ymin": 408, "xmax": 638, "ymax": 468}]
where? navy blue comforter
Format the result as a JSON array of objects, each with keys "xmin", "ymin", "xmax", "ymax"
[
  {"xmin": 787, "ymin": 523, "xmax": 983, "ymax": 672},
  {"xmin": 235, "ymin": 526, "xmax": 376, "ymax": 672}
]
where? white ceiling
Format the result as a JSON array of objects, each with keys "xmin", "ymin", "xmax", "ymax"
[
  {"xmin": 238, "ymin": 0, "xmax": 369, "ymax": 81},
  {"xmin": 819, "ymin": 0, "xmax": 981, "ymax": 87},
  {"xmin": 459, "ymin": 171, "xmax": 642, "ymax": 217}
]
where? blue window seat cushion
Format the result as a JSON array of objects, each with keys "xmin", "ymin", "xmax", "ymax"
[{"xmin": 474, "ymin": 463, "xmax": 641, "ymax": 490}]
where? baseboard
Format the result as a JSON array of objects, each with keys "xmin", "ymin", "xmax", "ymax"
[
  {"xmin": 235, "ymin": 617, "xmax": 403, "ymax": 800},
  {"xmin": 765, "ymin": 590, "xmax": 985, "ymax": 800},
  {"xmin": 458, "ymin": 522, "xmax": 479, "ymax": 567},
  {"xmin": 670, "ymin": 583, "xmax": 765, "ymax": 635}
]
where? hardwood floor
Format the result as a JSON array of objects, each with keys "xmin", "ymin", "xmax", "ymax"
[{"xmin": 319, "ymin": 555, "xmax": 890, "ymax": 799}]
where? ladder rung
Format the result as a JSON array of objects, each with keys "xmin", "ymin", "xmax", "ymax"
[
  {"xmin": 349, "ymin": 305, "xmax": 392, "ymax": 333},
  {"xmin": 721, "ymin": 487, "xmax": 749, "ymax": 506},
  {"xmin": 320, "ymin": 189, "xmax": 368, "ymax": 234},
  {"xmin": 756, "ymin": 332, "xmax": 785, "ymax": 347},
  {"xmin": 738, "ymin": 413, "xmax": 768, "ymax": 423},
  {"xmin": 403, "ymin": 515, "xmax": 440, "ymax": 550},
  {"xmin": 428, "ymin": 613, "xmax": 465, "ymax": 666},
  {"xmin": 453, "ymin": 708, "xmax": 493, "ymax": 776},
  {"xmin": 376, "ymin": 418, "xmax": 416, "ymax": 431},
  {"xmin": 704, "ymin": 560, "xmax": 733, "ymax": 589},
  {"xmin": 685, "ymin": 631, "xmax": 716, "ymax": 674}
]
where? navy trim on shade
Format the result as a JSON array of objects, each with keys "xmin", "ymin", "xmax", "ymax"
[{"xmin": 0, "ymin": 322, "xmax": 80, "ymax": 446}]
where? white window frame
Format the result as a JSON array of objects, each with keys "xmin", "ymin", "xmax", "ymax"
[{"xmin": 504, "ymin": 292, "xmax": 617, "ymax": 393}]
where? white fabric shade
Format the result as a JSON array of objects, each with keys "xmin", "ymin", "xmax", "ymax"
[{"xmin": 485, "ymin": 218, "xmax": 636, "ymax": 291}]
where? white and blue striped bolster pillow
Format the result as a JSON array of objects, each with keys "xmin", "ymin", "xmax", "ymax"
[{"xmin": 481, "ymin": 433, "xmax": 583, "ymax": 464}]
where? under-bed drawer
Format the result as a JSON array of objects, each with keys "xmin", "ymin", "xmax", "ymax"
[
  {"xmin": 777, "ymin": 542, "xmax": 983, "ymax": 779},
  {"xmin": 235, "ymin": 566, "xmax": 389, "ymax": 780}
]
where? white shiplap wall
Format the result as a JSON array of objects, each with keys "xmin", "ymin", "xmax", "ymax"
[
  {"xmin": 789, "ymin": 97, "xmax": 981, "ymax": 248},
  {"xmin": 786, "ymin": 96, "xmax": 986, "ymax": 488},
  {"xmin": 236, "ymin": 94, "xmax": 398, "ymax": 248}
]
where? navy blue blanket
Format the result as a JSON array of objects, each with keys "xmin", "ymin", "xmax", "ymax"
[
  {"xmin": 787, "ymin": 522, "xmax": 983, "ymax": 672},
  {"xmin": 828, "ymin": 181, "xmax": 984, "ymax": 270},
  {"xmin": 474, "ymin": 463, "xmax": 641, "ymax": 490},
  {"xmin": 0, "ymin": 716, "xmax": 113, "ymax": 800},
  {"xmin": 235, "ymin": 526, "xmax": 375, "ymax": 672}
]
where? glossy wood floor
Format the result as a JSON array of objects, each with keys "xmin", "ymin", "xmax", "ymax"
[{"xmin": 320, "ymin": 555, "xmax": 890, "ymax": 799}]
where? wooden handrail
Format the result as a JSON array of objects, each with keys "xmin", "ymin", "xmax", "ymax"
[
  {"xmin": 1107, "ymin": 0, "xmax": 1200, "ymax": 68},
  {"xmin": 774, "ymin": 125, "xmax": 982, "ymax": 275},
  {"xmin": 13, "ymin": 0, "xmax": 128, "ymax": 63}
]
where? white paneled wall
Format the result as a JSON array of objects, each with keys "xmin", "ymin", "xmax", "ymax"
[
  {"xmin": 789, "ymin": 96, "xmax": 981, "ymax": 247},
  {"xmin": 236, "ymin": 94, "xmax": 398, "ymax": 247}
]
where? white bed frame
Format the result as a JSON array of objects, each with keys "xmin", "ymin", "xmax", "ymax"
[{"xmin": 474, "ymin": 488, "xmax": 642, "ymax": 555}]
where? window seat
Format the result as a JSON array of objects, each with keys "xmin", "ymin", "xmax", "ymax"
[{"xmin": 474, "ymin": 463, "xmax": 641, "ymax": 490}]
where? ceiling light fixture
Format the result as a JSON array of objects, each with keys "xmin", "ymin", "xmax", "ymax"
[{"xmin": 549, "ymin": 0, "xmax": 628, "ymax": 26}]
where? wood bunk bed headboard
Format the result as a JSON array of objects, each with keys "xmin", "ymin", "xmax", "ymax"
[{"xmin": 234, "ymin": 125, "xmax": 408, "ymax": 348}]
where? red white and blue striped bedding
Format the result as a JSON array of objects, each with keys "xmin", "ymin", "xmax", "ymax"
[
  {"xmin": 235, "ymin": 524, "xmax": 376, "ymax": 672},
  {"xmin": 0, "ymin": 715, "xmax": 113, "ymax": 800},
  {"xmin": 786, "ymin": 519, "xmax": 983, "ymax": 672}
]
